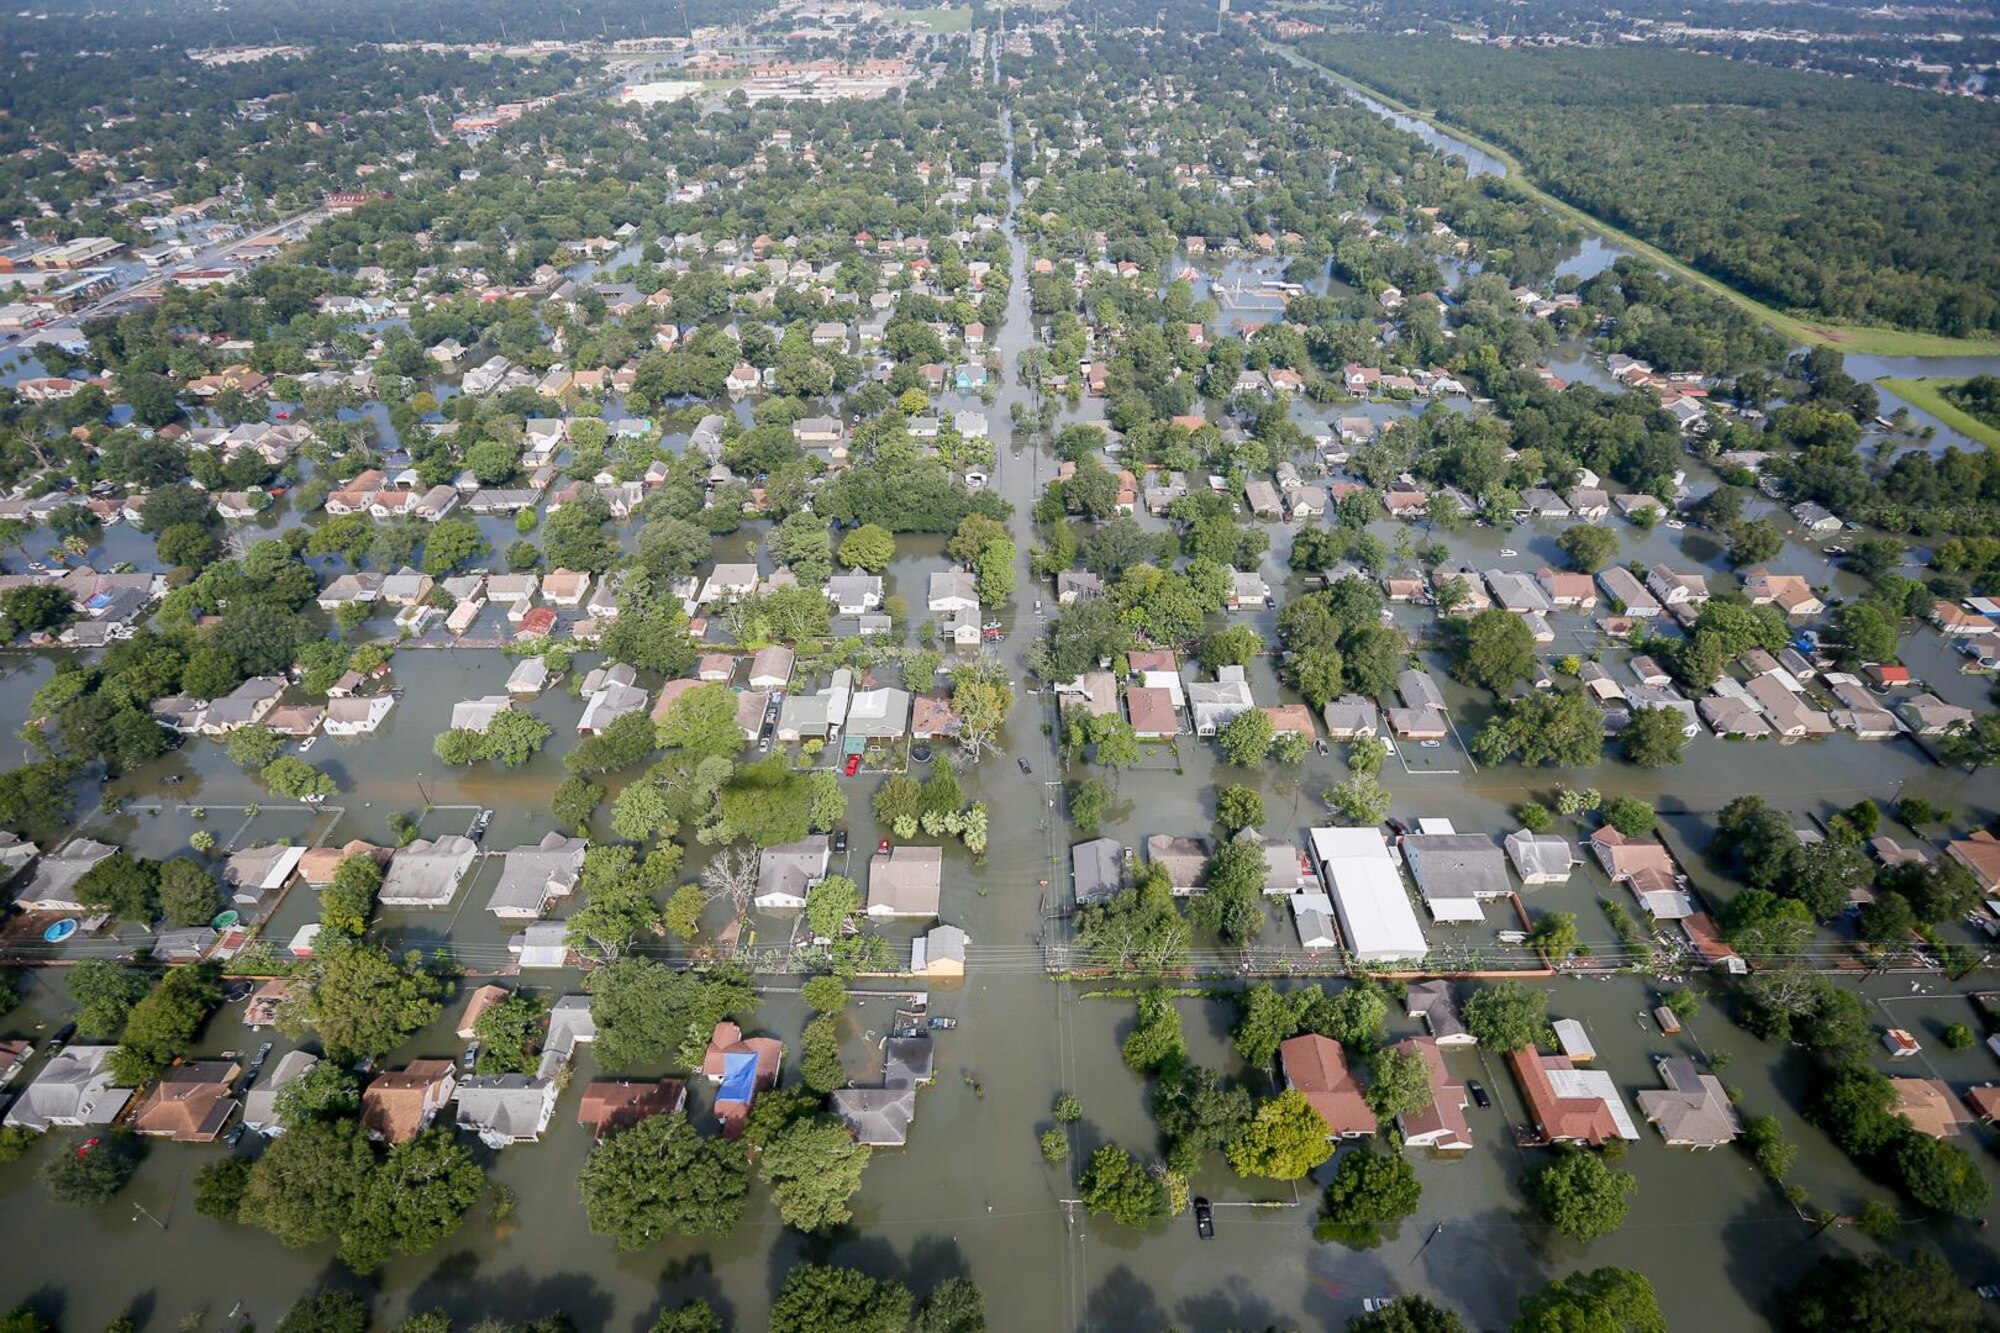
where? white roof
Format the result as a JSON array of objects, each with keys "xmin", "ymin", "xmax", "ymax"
[
  {"xmin": 1547, "ymin": 1067, "xmax": 1641, "ymax": 1140},
  {"xmin": 1553, "ymin": 1018, "xmax": 1596, "ymax": 1061},
  {"xmin": 1307, "ymin": 828, "xmax": 1429, "ymax": 962}
]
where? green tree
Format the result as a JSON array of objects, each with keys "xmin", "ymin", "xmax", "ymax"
[
  {"xmin": 801, "ymin": 975, "xmax": 848, "ymax": 1014},
  {"xmin": 1529, "ymin": 1147, "xmax": 1636, "ymax": 1241},
  {"xmin": 1781, "ymin": 1248, "xmax": 1979, "ymax": 1333},
  {"xmin": 1365, "ymin": 1045, "xmax": 1432, "ymax": 1119},
  {"xmin": 76, "ymin": 852, "xmax": 159, "ymax": 923},
  {"xmin": 650, "ymin": 1301, "xmax": 725, "ymax": 1333},
  {"xmin": 552, "ymin": 775, "xmax": 603, "ymax": 833},
  {"xmin": 1313, "ymin": 1143, "xmax": 1421, "ymax": 1246},
  {"xmin": 320, "ymin": 853, "xmax": 383, "ymax": 937},
  {"xmin": 1326, "ymin": 772, "xmax": 1392, "ymax": 826},
  {"xmin": 1069, "ymin": 777, "xmax": 1113, "ymax": 834},
  {"xmin": 1620, "ymin": 706, "xmax": 1686, "ymax": 767},
  {"xmin": 1453, "ymin": 608, "xmax": 1537, "ymax": 692},
  {"xmin": 837, "ymin": 524, "xmax": 896, "ymax": 572},
  {"xmin": 1462, "ymin": 981, "xmax": 1547, "ymax": 1053},
  {"xmin": 279, "ymin": 941, "xmax": 447, "ymax": 1063},
  {"xmin": 1228, "ymin": 1088, "xmax": 1338, "ymax": 1180},
  {"xmin": 261, "ymin": 756, "xmax": 337, "ymax": 800},
  {"xmin": 483, "ymin": 710, "xmax": 554, "ymax": 767},
  {"xmin": 1513, "ymin": 1268, "xmax": 1663, "ymax": 1333},
  {"xmin": 1891, "ymin": 1131, "xmax": 1990, "ymax": 1217},
  {"xmin": 1077, "ymin": 1144, "xmax": 1170, "ymax": 1228},
  {"xmin": 1217, "ymin": 708, "xmax": 1275, "ymax": 765},
  {"xmin": 66, "ymin": 959, "xmax": 150, "ymax": 1039},
  {"xmin": 579, "ymin": 1112, "xmax": 751, "ymax": 1249},
  {"xmin": 239, "ymin": 1118, "xmax": 376, "ymax": 1247},
  {"xmin": 916, "ymin": 1278, "xmax": 986, "ymax": 1333},
  {"xmin": 805, "ymin": 874, "xmax": 861, "ymax": 942},
  {"xmin": 1557, "ymin": 524, "xmax": 1619, "ymax": 572},
  {"xmin": 1215, "ymin": 784, "xmax": 1265, "ymax": 832},
  {"xmin": 40, "ymin": 1133, "xmax": 137, "ymax": 1205},
  {"xmin": 1233, "ymin": 983, "xmax": 1300, "ymax": 1069},
  {"xmin": 1526, "ymin": 911, "xmax": 1581, "ymax": 960},
  {"xmin": 1122, "ymin": 990, "xmax": 1186, "ymax": 1074},
  {"xmin": 770, "ymin": 1265, "xmax": 913, "ymax": 1333},
  {"xmin": 194, "ymin": 1156, "xmax": 252, "ymax": 1220},
  {"xmin": 800, "ymin": 1015, "xmax": 845, "ymax": 1094},
  {"xmin": 1188, "ymin": 838, "xmax": 1267, "ymax": 944},
  {"xmin": 1473, "ymin": 690, "xmax": 1604, "ymax": 768},
  {"xmin": 1602, "ymin": 796, "xmax": 1656, "ymax": 837},
  {"xmin": 339, "ymin": 1130, "xmax": 484, "ymax": 1273},
  {"xmin": 275, "ymin": 1291, "xmax": 369, "ymax": 1333},
  {"xmin": 585, "ymin": 958, "xmax": 755, "ymax": 1072},
  {"xmin": 225, "ymin": 723, "xmax": 285, "ymax": 770},
  {"xmin": 112, "ymin": 964, "xmax": 220, "ymax": 1084},
  {"xmin": 763, "ymin": 1114, "xmax": 873, "ymax": 1232},
  {"xmin": 473, "ymin": 994, "xmax": 546, "ymax": 1076},
  {"xmin": 656, "ymin": 683, "xmax": 744, "ymax": 760},
  {"xmin": 156, "ymin": 857, "xmax": 221, "ymax": 927},
  {"xmin": 1742, "ymin": 1114, "xmax": 1796, "ymax": 1181}
]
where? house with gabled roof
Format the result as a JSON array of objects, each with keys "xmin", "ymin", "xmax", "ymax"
[
  {"xmin": 360, "ymin": 1059, "xmax": 458, "ymax": 1143},
  {"xmin": 1280, "ymin": 1034, "xmax": 1376, "ymax": 1138}
]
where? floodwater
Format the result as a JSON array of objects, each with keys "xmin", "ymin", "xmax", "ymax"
[{"xmin": 4, "ymin": 98, "xmax": 2000, "ymax": 1333}]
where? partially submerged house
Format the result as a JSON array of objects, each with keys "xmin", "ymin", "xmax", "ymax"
[
  {"xmin": 1637, "ymin": 1057, "xmax": 1741, "ymax": 1149},
  {"xmin": 486, "ymin": 833, "xmax": 587, "ymax": 920},
  {"xmin": 379, "ymin": 835, "xmax": 479, "ymax": 908},
  {"xmin": 1280, "ymin": 1034, "xmax": 1376, "ymax": 1138}
]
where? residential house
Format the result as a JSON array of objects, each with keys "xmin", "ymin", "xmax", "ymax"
[
  {"xmin": 1743, "ymin": 569, "xmax": 1824, "ymax": 617},
  {"xmin": 378, "ymin": 835, "xmax": 478, "ymax": 908},
  {"xmin": 826, "ymin": 574, "xmax": 884, "ymax": 615},
  {"xmin": 749, "ymin": 646, "xmax": 795, "ymax": 691},
  {"xmin": 324, "ymin": 695, "xmax": 395, "ymax": 735},
  {"xmin": 699, "ymin": 563, "xmax": 760, "ymax": 606},
  {"xmin": 509, "ymin": 921, "xmax": 570, "ymax": 970},
  {"xmin": 1147, "ymin": 834, "xmax": 1213, "ymax": 896},
  {"xmin": 1394, "ymin": 1037, "xmax": 1472, "ymax": 1151},
  {"xmin": 1405, "ymin": 980, "xmax": 1473, "ymax": 1046},
  {"xmin": 1280, "ymin": 1034, "xmax": 1377, "ymax": 1138},
  {"xmin": 704, "ymin": 1021, "xmax": 784, "ymax": 1138},
  {"xmin": 1228, "ymin": 569, "xmax": 1270, "ymax": 610},
  {"xmin": 1505, "ymin": 830, "xmax": 1577, "ymax": 884},
  {"xmin": 1792, "ymin": 502, "xmax": 1842, "ymax": 533},
  {"xmin": 1322, "ymin": 695, "xmax": 1380, "ymax": 741},
  {"xmin": 131, "ymin": 1061, "xmax": 240, "ymax": 1142},
  {"xmin": 1536, "ymin": 569, "xmax": 1597, "ymax": 611},
  {"xmin": 846, "ymin": 686, "xmax": 912, "ymax": 746},
  {"xmin": 1126, "ymin": 686, "xmax": 1181, "ymax": 739},
  {"xmin": 911, "ymin": 924, "xmax": 968, "ymax": 979},
  {"xmin": 456, "ymin": 985, "xmax": 510, "ymax": 1040},
  {"xmin": 1946, "ymin": 832, "xmax": 2000, "ymax": 891},
  {"xmin": 1901, "ymin": 693, "xmax": 1974, "ymax": 736},
  {"xmin": 486, "ymin": 833, "xmax": 586, "ymax": 920},
  {"xmin": 15, "ymin": 838, "xmax": 117, "ymax": 913},
  {"xmin": 578, "ymin": 663, "xmax": 650, "ymax": 734},
  {"xmin": 1387, "ymin": 670, "xmax": 1448, "ymax": 739},
  {"xmin": 1597, "ymin": 567, "xmax": 1661, "ymax": 617},
  {"xmin": 1508, "ymin": 1046, "xmax": 1640, "ymax": 1145},
  {"xmin": 1189, "ymin": 665, "xmax": 1255, "ymax": 737},
  {"xmin": 223, "ymin": 844, "xmax": 306, "ymax": 909},
  {"xmin": 1932, "ymin": 600, "xmax": 1997, "ymax": 638},
  {"xmin": 867, "ymin": 845, "xmax": 944, "ymax": 919},
  {"xmin": 1892, "ymin": 1077, "xmax": 1971, "ymax": 1139},
  {"xmin": 755, "ymin": 836, "xmax": 830, "ymax": 911},
  {"xmin": 454, "ymin": 1075, "xmax": 560, "ymax": 1147},
  {"xmin": 577, "ymin": 1080, "xmax": 687, "ymax": 1140},
  {"xmin": 242, "ymin": 1051, "xmax": 317, "ymax": 1135},
  {"xmin": 1647, "ymin": 565, "xmax": 1709, "ymax": 608},
  {"xmin": 1056, "ymin": 570, "xmax": 1105, "ymax": 605},
  {"xmin": 1401, "ymin": 833, "xmax": 1512, "ymax": 924},
  {"xmin": 2, "ymin": 1047, "xmax": 132, "ymax": 1130},
  {"xmin": 197, "ymin": 676, "xmax": 286, "ymax": 734},
  {"xmin": 1073, "ymin": 838, "xmax": 1125, "ymax": 907},
  {"xmin": 928, "ymin": 570, "xmax": 982, "ymax": 647},
  {"xmin": 359, "ymin": 1060, "xmax": 458, "ymax": 1143},
  {"xmin": 450, "ymin": 695, "xmax": 512, "ymax": 733}
]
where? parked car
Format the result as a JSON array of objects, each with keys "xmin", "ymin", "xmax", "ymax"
[
  {"xmin": 1467, "ymin": 1079, "xmax": 1491, "ymax": 1109},
  {"xmin": 1017, "ymin": 757, "xmax": 1032, "ymax": 775},
  {"xmin": 833, "ymin": 830, "xmax": 848, "ymax": 854},
  {"xmin": 877, "ymin": 838, "xmax": 891, "ymax": 854},
  {"xmin": 842, "ymin": 754, "xmax": 862, "ymax": 777},
  {"xmin": 1193, "ymin": 1197, "xmax": 1214, "ymax": 1238},
  {"xmin": 462, "ymin": 1042, "xmax": 480, "ymax": 1072}
]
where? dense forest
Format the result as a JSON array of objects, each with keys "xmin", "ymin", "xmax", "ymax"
[{"xmin": 1291, "ymin": 36, "xmax": 2000, "ymax": 338}]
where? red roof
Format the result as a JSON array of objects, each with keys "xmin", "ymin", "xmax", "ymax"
[
  {"xmin": 515, "ymin": 607, "xmax": 558, "ymax": 638},
  {"xmin": 1507, "ymin": 1048, "xmax": 1617, "ymax": 1145},
  {"xmin": 1280, "ymin": 1035, "xmax": 1376, "ymax": 1137}
]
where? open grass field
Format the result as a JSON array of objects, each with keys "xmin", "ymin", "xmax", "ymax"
[
  {"xmin": 1273, "ymin": 41, "xmax": 2000, "ymax": 360},
  {"xmin": 889, "ymin": 6, "xmax": 974, "ymax": 33},
  {"xmin": 1879, "ymin": 378, "xmax": 2000, "ymax": 449}
]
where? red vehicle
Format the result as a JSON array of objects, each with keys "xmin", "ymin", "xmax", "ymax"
[
  {"xmin": 78, "ymin": 1137, "xmax": 100, "ymax": 1156},
  {"xmin": 877, "ymin": 838, "xmax": 891, "ymax": 855},
  {"xmin": 842, "ymin": 754, "xmax": 862, "ymax": 777}
]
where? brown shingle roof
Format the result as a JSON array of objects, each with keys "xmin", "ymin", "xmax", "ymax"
[
  {"xmin": 577, "ymin": 1079, "xmax": 687, "ymax": 1139},
  {"xmin": 1280, "ymin": 1034, "xmax": 1376, "ymax": 1137},
  {"xmin": 359, "ymin": 1059, "xmax": 457, "ymax": 1143}
]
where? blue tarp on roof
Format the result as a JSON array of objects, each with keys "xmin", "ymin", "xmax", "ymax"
[{"xmin": 716, "ymin": 1049, "xmax": 758, "ymax": 1105}]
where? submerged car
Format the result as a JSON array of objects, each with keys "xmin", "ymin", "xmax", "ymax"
[
  {"xmin": 1468, "ymin": 1079, "xmax": 1491, "ymax": 1109},
  {"xmin": 1017, "ymin": 757, "xmax": 1032, "ymax": 775},
  {"xmin": 1193, "ymin": 1197, "xmax": 1214, "ymax": 1238}
]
